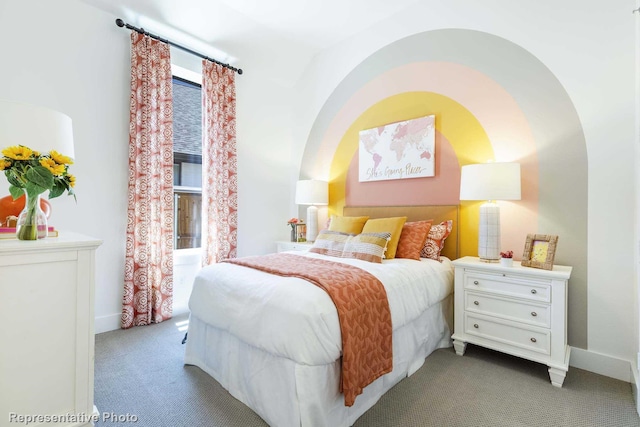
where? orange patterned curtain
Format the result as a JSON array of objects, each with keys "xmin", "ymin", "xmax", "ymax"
[
  {"xmin": 201, "ymin": 60, "xmax": 238, "ymax": 264},
  {"xmin": 121, "ymin": 32, "xmax": 174, "ymax": 329}
]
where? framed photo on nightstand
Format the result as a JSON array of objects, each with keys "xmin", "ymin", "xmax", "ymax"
[
  {"xmin": 521, "ymin": 234, "xmax": 558, "ymax": 270},
  {"xmin": 295, "ymin": 223, "xmax": 307, "ymax": 242}
]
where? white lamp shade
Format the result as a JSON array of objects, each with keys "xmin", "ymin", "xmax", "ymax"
[
  {"xmin": 459, "ymin": 162, "xmax": 521, "ymax": 201},
  {"xmin": 295, "ymin": 180, "xmax": 328, "ymax": 206},
  {"xmin": 0, "ymin": 99, "xmax": 75, "ymax": 159}
]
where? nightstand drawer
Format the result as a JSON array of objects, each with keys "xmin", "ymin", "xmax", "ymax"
[
  {"xmin": 276, "ymin": 241, "xmax": 313, "ymax": 253},
  {"xmin": 465, "ymin": 291, "xmax": 550, "ymax": 328},
  {"xmin": 465, "ymin": 313, "xmax": 550, "ymax": 355},
  {"xmin": 464, "ymin": 271, "xmax": 551, "ymax": 302}
]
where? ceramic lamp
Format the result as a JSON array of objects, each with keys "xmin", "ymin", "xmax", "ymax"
[
  {"xmin": 295, "ymin": 180, "xmax": 328, "ymax": 242},
  {"xmin": 459, "ymin": 162, "xmax": 521, "ymax": 262}
]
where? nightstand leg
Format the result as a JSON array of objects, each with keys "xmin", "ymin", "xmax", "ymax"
[
  {"xmin": 548, "ymin": 367, "xmax": 567, "ymax": 387},
  {"xmin": 453, "ymin": 339, "xmax": 467, "ymax": 356}
]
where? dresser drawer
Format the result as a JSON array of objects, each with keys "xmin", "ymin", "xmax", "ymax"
[
  {"xmin": 464, "ymin": 313, "xmax": 550, "ymax": 355},
  {"xmin": 464, "ymin": 271, "xmax": 551, "ymax": 302},
  {"xmin": 465, "ymin": 291, "xmax": 550, "ymax": 328}
]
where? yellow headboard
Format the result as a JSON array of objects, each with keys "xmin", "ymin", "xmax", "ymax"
[{"xmin": 343, "ymin": 205, "xmax": 460, "ymax": 260}]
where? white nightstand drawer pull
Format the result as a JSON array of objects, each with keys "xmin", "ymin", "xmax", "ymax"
[
  {"xmin": 531, "ymin": 312, "xmax": 537, "ymax": 317},
  {"xmin": 474, "ymin": 301, "xmax": 479, "ymax": 305},
  {"xmin": 530, "ymin": 289, "xmax": 537, "ymax": 294},
  {"xmin": 473, "ymin": 323, "xmax": 479, "ymax": 328},
  {"xmin": 530, "ymin": 337, "xmax": 537, "ymax": 343},
  {"xmin": 473, "ymin": 280, "xmax": 479, "ymax": 285}
]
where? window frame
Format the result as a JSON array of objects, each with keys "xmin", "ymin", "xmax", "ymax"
[{"xmin": 171, "ymin": 65, "xmax": 203, "ymax": 252}]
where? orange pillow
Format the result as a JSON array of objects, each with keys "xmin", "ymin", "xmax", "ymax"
[
  {"xmin": 396, "ymin": 221, "xmax": 433, "ymax": 260},
  {"xmin": 420, "ymin": 220, "xmax": 453, "ymax": 261}
]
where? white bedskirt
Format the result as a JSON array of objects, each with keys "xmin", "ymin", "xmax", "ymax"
[{"xmin": 184, "ymin": 293, "xmax": 453, "ymax": 427}]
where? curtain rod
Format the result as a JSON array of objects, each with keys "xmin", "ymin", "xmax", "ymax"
[{"xmin": 115, "ymin": 18, "xmax": 243, "ymax": 75}]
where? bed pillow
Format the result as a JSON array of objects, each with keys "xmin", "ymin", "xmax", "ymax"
[
  {"xmin": 361, "ymin": 216, "xmax": 407, "ymax": 259},
  {"xmin": 309, "ymin": 230, "xmax": 351, "ymax": 258},
  {"xmin": 395, "ymin": 220, "xmax": 433, "ymax": 260},
  {"xmin": 342, "ymin": 232, "xmax": 391, "ymax": 263},
  {"xmin": 328, "ymin": 215, "xmax": 369, "ymax": 234},
  {"xmin": 420, "ymin": 220, "xmax": 453, "ymax": 261}
]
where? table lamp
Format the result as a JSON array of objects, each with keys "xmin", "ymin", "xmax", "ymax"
[
  {"xmin": 459, "ymin": 162, "xmax": 521, "ymax": 262},
  {"xmin": 295, "ymin": 180, "xmax": 328, "ymax": 242},
  {"xmin": 0, "ymin": 99, "xmax": 75, "ymax": 224}
]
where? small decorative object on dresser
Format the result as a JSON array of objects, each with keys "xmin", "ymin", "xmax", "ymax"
[
  {"xmin": 499, "ymin": 250, "xmax": 513, "ymax": 267},
  {"xmin": 451, "ymin": 256, "xmax": 572, "ymax": 387},
  {"xmin": 521, "ymin": 234, "xmax": 558, "ymax": 270}
]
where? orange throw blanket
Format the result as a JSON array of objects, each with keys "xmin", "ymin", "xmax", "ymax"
[{"xmin": 224, "ymin": 253, "xmax": 392, "ymax": 406}]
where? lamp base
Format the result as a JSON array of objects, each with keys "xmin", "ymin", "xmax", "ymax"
[
  {"xmin": 306, "ymin": 205, "xmax": 319, "ymax": 242},
  {"xmin": 478, "ymin": 202, "xmax": 501, "ymax": 261}
]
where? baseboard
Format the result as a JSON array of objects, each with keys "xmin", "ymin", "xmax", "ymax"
[
  {"xmin": 95, "ymin": 313, "xmax": 122, "ymax": 334},
  {"xmin": 570, "ymin": 346, "xmax": 631, "ymax": 382},
  {"xmin": 631, "ymin": 362, "xmax": 640, "ymax": 416}
]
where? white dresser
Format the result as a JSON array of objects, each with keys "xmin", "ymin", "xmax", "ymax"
[
  {"xmin": 451, "ymin": 256, "xmax": 572, "ymax": 387},
  {"xmin": 0, "ymin": 233, "xmax": 102, "ymax": 426}
]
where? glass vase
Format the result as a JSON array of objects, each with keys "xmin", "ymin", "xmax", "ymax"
[
  {"xmin": 16, "ymin": 192, "xmax": 48, "ymax": 240},
  {"xmin": 290, "ymin": 227, "xmax": 296, "ymax": 242}
]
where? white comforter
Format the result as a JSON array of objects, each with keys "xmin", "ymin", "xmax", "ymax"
[{"xmin": 188, "ymin": 251, "xmax": 453, "ymax": 366}]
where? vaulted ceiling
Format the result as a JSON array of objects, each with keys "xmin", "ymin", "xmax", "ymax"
[{"xmin": 80, "ymin": 0, "xmax": 421, "ymax": 85}]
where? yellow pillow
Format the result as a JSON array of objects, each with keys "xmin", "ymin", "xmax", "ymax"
[
  {"xmin": 361, "ymin": 216, "xmax": 408, "ymax": 259},
  {"xmin": 328, "ymin": 215, "xmax": 369, "ymax": 234}
]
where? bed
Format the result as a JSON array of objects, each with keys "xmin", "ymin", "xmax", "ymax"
[{"xmin": 184, "ymin": 205, "xmax": 459, "ymax": 427}]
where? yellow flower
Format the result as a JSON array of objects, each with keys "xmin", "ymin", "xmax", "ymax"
[
  {"xmin": 68, "ymin": 174, "xmax": 76, "ymax": 188},
  {"xmin": 2, "ymin": 145, "xmax": 33, "ymax": 160},
  {"xmin": 39, "ymin": 158, "xmax": 66, "ymax": 176},
  {"xmin": 0, "ymin": 160, "xmax": 10, "ymax": 171},
  {"xmin": 50, "ymin": 150, "xmax": 73, "ymax": 165}
]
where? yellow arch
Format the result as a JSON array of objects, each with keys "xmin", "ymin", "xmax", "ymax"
[{"xmin": 329, "ymin": 91, "xmax": 494, "ymax": 256}]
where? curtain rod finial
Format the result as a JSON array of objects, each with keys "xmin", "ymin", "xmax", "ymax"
[
  {"xmin": 116, "ymin": 18, "xmax": 125, "ymax": 27},
  {"xmin": 238, "ymin": 69, "xmax": 243, "ymax": 75}
]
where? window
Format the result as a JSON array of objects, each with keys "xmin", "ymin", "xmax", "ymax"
[{"xmin": 172, "ymin": 74, "xmax": 202, "ymax": 250}]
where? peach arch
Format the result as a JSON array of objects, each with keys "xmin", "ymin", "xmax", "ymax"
[{"xmin": 329, "ymin": 91, "xmax": 495, "ymax": 257}]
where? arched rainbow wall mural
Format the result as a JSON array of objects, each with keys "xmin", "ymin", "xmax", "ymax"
[{"xmin": 299, "ymin": 29, "xmax": 588, "ymax": 348}]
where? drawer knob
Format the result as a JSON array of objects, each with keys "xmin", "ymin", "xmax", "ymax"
[
  {"xmin": 473, "ymin": 323, "xmax": 479, "ymax": 329},
  {"xmin": 531, "ymin": 312, "xmax": 537, "ymax": 317},
  {"xmin": 531, "ymin": 289, "xmax": 537, "ymax": 294},
  {"xmin": 530, "ymin": 337, "xmax": 537, "ymax": 343},
  {"xmin": 473, "ymin": 280, "xmax": 479, "ymax": 285},
  {"xmin": 474, "ymin": 301, "xmax": 479, "ymax": 305}
]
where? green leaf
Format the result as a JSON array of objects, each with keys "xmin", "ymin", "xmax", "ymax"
[
  {"xmin": 9, "ymin": 185, "xmax": 24, "ymax": 200},
  {"xmin": 49, "ymin": 180, "xmax": 66, "ymax": 199},
  {"xmin": 24, "ymin": 166, "xmax": 54, "ymax": 190},
  {"xmin": 25, "ymin": 181, "xmax": 47, "ymax": 197},
  {"xmin": 5, "ymin": 171, "xmax": 23, "ymax": 188}
]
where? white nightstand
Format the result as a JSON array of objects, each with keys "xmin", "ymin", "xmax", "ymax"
[
  {"xmin": 451, "ymin": 256, "xmax": 572, "ymax": 387},
  {"xmin": 276, "ymin": 240, "xmax": 314, "ymax": 253}
]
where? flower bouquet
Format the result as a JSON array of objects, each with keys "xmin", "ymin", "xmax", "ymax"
[{"xmin": 1, "ymin": 145, "xmax": 75, "ymax": 240}]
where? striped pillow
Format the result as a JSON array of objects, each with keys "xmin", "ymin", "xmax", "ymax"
[
  {"xmin": 309, "ymin": 230, "xmax": 352, "ymax": 258},
  {"xmin": 342, "ymin": 232, "xmax": 391, "ymax": 263}
]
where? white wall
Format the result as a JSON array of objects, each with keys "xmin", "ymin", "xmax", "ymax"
[
  {"xmin": 292, "ymin": 0, "xmax": 637, "ymax": 366},
  {"xmin": 0, "ymin": 0, "xmax": 296, "ymax": 332}
]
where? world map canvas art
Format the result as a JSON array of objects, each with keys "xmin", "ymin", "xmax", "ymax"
[{"xmin": 358, "ymin": 115, "xmax": 435, "ymax": 182}]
